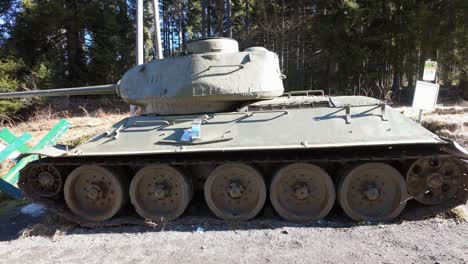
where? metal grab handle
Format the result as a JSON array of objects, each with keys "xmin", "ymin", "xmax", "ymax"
[
  {"xmin": 207, "ymin": 64, "xmax": 245, "ymax": 70},
  {"xmin": 157, "ymin": 137, "xmax": 233, "ymax": 145},
  {"xmin": 193, "ymin": 65, "xmax": 246, "ymax": 79},
  {"xmin": 133, "ymin": 120, "xmax": 170, "ymax": 126},
  {"xmin": 343, "ymin": 103, "xmax": 388, "ymax": 124},
  {"xmin": 283, "ymin": 90, "xmax": 325, "ymax": 97}
]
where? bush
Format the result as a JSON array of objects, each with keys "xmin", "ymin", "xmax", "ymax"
[{"xmin": 0, "ymin": 59, "xmax": 50, "ymax": 123}]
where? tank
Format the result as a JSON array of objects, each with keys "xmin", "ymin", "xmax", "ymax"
[{"xmin": 1, "ymin": 38, "xmax": 467, "ymax": 226}]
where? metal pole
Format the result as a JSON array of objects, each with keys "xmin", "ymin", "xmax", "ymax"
[
  {"xmin": 418, "ymin": 109, "xmax": 423, "ymax": 124},
  {"xmin": 131, "ymin": 0, "xmax": 145, "ymax": 116},
  {"xmin": 137, "ymin": 0, "xmax": 144, "ymax": 65},
  {"xmin": 152, "ymin": 0, "xmax": 164, "ymax": 59}
]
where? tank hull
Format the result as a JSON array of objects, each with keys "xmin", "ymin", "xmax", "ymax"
[
  {"xmin": 16, "ymin": 95, "xmax": 468, "ymax": 226},
  {"xmin": 25, "ymin": 96, "xmax": 445, "ymax": 157}
]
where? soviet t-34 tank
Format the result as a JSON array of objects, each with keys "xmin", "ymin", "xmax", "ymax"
[{"xmin": 1, "ymin": 38, "xmax": 467, "ymax": 226}]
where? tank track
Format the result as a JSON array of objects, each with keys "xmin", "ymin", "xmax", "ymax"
[{"xmin": 19, "ymin": 145, "xmax": 468, "ymax": 227}]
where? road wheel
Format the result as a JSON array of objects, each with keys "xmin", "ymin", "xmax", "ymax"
[
  {"xmin": 130, "ymin": 165, "xmax": 192, "ymax": 221},
  {"xmin": 64, "ymin": 165, "xmax": 127, "ymax": 222},
  {"xmin": 270, "ymin": 163, "xmax": 335, "ymax": 222},
  {"xmin": 204, "ymin": 163, "xmax": 266, "ymax": 220},
  {"xmin": 338, "ymin": 163, "xmax": 407, "ymax": 221}
]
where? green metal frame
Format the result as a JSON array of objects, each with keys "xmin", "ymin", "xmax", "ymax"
[{"xmin": 0, "ymin": 119, "xmax": 70, "ymax": 198}]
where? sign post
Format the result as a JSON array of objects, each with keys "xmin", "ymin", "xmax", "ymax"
[
  {"xmin": 412, "ymin": 81, "xmax": 439, "ymax": 123},
  {"xmin": 423, "ymin": 60, "xmax": 437, "ymax": 82},
  {"xmin": 412, "ymin": 60, "xmax": 439, "ymax": 124}
]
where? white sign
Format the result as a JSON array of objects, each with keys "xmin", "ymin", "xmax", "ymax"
[
  {"xmin": 423, "ymin": 60, "xmax": 437, "ymax": 81},
  {"xmin": 412, "ymin": 81, "xmax": 439, "ymax": 111}
]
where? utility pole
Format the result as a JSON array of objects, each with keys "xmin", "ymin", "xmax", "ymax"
[
  {"xmin": 152, "ymin": 0, "xmax": 164, "ymax": 59},
  {"xmin": 131, "ymin": 0, "xmax": 145, "ymax": 116},
  {"xmin": 137, "ymin": 0, "xmax": 144, "ymax": 65}
]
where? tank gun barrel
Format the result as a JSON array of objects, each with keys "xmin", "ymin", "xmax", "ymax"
[{"xmin": 0, "ymin": 84, "xmax": 118, "ymax": 99}]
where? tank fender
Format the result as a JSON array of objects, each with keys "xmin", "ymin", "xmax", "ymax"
[
  {"xmin": 440, "ymin": 137, "xmax": 468, "ymax": 160},
  {"xmin": 20, "ymin": 145, "xmax": 69, "ymax": 158}
]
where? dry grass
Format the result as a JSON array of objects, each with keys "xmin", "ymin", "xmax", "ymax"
[
  {"xmin": 421, "ymin": 120, "xmax": 460, "ymax": 133},
  {"xmin": 20, "ymin": 224, "xmax": 59, "ymax": 238},
  {"xmin": 19, "ymin": 213, "xmax": 77, "ymax": 240},
  {"xmin": 19, "ymin": 223, "xmax": 74, "ymax": 241},
  {"xmin": 0, "ymin": 159, "xmax": 16, "ymax": 178},
  {"xmin": 0, "ymin": 113, "xmax": 17, "ymax": 127},
  {"xmin": 6, "ymin": 108, "xmax": 125, "ymax": 148},
  {"xmin": 1, "ymin": 104, "xmax": 127, "ymax": 178},
  {"xmin": 28, "ymin": 104, "xmax": 61, "ymax": 122},
  {"xmin": 397, "ymin": 106, "xmax": 468, "ymax": 149},
  {"xmin": 440, "ymin": 207, "xmax": 468, "ymax": 223}
]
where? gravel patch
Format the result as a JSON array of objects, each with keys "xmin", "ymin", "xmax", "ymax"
[{"xmin": 0, "ymin": 215, "xmax": 466, "ymax": 264}]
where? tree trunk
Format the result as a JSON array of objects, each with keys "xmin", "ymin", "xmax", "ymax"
[
  {"xmin": 152, "ymin": 0, "xmax": 163, "ymax": 59},
  {"xmin": 215, "ymin": 0, "xmax": 224, "ymax": 36},
  {"xmin": 207, "ymin": 0, "xmax": 212, "ymax": 37},
  {"xmin": 280, "ymin": 0, "xmax": 285, "ymax": 71},
  {"xmin": 262, "ymin": 0, "xmax": 269, "ymax": 47},
  {"xmin": 201, "ymin": 0, "xmax": 207, "ymax": 37},
  {"xmin": 64, "ymin": 0, "xmax": 85, "ymax": 84},
  {"xmin": 327, "ymin": 60, "xmax": 338, "ymax": 95},
  {"xmin": 177, "ymin": 0, "xmax": 183, "ymax": 52},
  {"xmin": 226, "ymin": 0, "xmax": 232, "ymax": 37},
  {"xmin": 460, "ymin": 71, "xmax": 468, "ymax": 100}
]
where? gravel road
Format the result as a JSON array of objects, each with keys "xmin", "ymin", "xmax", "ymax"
[{"xmin": 0, "ymin": 199, "xmax": 467, "ymax": 264}]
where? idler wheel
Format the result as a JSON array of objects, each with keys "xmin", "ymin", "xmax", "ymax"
[
  {"xmin": 407, "ymin": 157, "xmax": 463, "ymax": 205},
  {"xmin": 130, "ymin": 165, "xmax": 192, "ymax": 221},
  {"xmin": 204, "ymin": 163, "xmax": 266, "ymax": 220},
  {"xmin": 338, "ymin": 163, "xmax": 407, "ymax": 221},
  {"xmin": 25, "ymin": 164, "xmax": 62, "ymax": 197},
  {"xmin": 270, "ymin": 163, "xmax": 335, "ymax": 222},
  {"xmin": 64, "ymin": 165, "xmax": 127, "ymax": 222}
]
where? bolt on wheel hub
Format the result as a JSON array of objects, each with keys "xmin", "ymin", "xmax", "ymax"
[
  {"xmin": 364, "ymin": 185, "xmax": 379, "ymax": 201},
  {"xmin": 86, "ymin": 184, "xmax": 103, "ymax": 201},
  {"xmin": 153, "ymin": 184, "xmax": 168, "ymax": 200},
  {"xmin": 227, "ymin": 182, "xmax": 244, "ymax": 199},
  {"xmin": 426, "ymin": 173, "xmax": 443, "ymax": 189},
  {"xmin": 294, "ymin": 184, "xmax": 310, "ymax": 200},
  {"xmin": 38, "ymin": 172, "xmax": 54, "ymax": 187}
]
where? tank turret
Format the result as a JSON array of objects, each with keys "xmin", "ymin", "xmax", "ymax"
[{"xmin": 0, "ymin": 38, "xmax": 285, "ymax": 115}]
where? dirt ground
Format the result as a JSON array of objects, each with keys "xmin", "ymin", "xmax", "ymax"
[
  {"xmin": 0, "ymin": 103, "xmax": 467, "ymax": 263},
  {"xmin": 0, "ymin": 196, "xmax": 468, "ymax": 263},
  {"xmin": 0, "ymin": 198, "xmax": 467, "ymax": 264}
]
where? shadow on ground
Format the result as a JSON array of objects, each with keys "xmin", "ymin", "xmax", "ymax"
[
  {"xmin": 0, "ymin": 192, "xmax": 466, "ymax": 243},
  {"xmin": 0, "ymin": 198, "xmax": 38, "ymax": 241}
]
